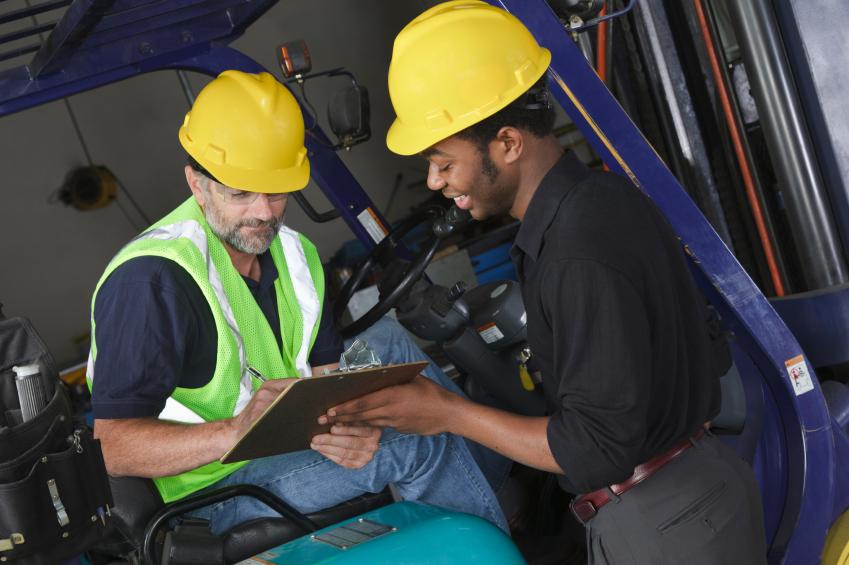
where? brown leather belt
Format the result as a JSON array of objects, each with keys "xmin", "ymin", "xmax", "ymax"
[{"xmin": 570, "ymin": 428, "xmax": 706, "ymax": 524}]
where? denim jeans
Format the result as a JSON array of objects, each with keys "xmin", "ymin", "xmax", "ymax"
[
  {"xmin": 353, "ymin": 317, "xmax": 512, "ymax": 492},
  {"xmin": 191, "ymin": 317, "xmax": 509, "ymax": 534}
]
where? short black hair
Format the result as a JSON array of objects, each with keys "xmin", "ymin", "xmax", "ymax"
[
  {"xmin": 455, "ymin": 76, "xmax": 556, "ymax": 152},
  {"xmin": 186, "ymin": 154, "xmax": 221, "ymax": 184}
]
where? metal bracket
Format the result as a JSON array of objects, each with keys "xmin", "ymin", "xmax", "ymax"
[
  {"xmin": 47, "ymin": 478, "xmax": 70, "ymax": 527},
  {"xmin": 291, "ymin": 191, "xmax": 341, "ymax": 223},
  {"xmin": 0, "ymin": 533, "xmax": 25, "ymax": 552},
  {"xmin": 311, "ymin": 518, "xmax": 395, "ymax": 550}
]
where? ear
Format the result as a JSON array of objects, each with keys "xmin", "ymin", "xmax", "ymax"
[
  {"xmin": 184, "ymin": 165, "xmax": 206, "ymax": 207},
  {"xmin": 493, "ymin": 126, "xmax": 524, "ymax": 165}
]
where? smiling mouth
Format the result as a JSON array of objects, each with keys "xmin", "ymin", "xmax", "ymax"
[{"xmin": 452, "ymin": 194, "xmax": 471, "ymax": 210}]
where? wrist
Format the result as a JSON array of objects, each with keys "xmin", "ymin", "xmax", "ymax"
[
  {"xmin": 441, "ymin": 391, "xmax": 468, "ymax": 435},
  {"xmin": 218, "ymin": 417, "xmax": 241, "ymax": 456}
]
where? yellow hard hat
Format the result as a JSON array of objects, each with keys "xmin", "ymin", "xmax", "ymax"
[
  {"xmin": 386, "ymin": 1, "xmax": 551, "ymax": 156},
  {"xmin": 178, "ymin": 70, "xmax": 310, "ymax": 193}
]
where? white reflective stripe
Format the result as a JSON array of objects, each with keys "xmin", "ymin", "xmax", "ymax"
[
  {"xmin": 233, "ymin": 366, "xmax": 254, "ymax": 416},
  {"xmin": 137, "ymin": 220, "xmax": 254, "ymax": 416},
  {"xmin": 159, "ymin": 397, "xmax": 205, "ymax": 423},
  {"xmin": 278, "ymin": 226, "xmax": 320, "ymax": 377},
  {"xmin": 86, "ymin": 351, "xmax": 95, "ymax": 380}
]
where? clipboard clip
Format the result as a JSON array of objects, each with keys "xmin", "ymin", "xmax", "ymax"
[{"xmin": 338, "ymin": 339, "xmax": 382, "ymax": 372}]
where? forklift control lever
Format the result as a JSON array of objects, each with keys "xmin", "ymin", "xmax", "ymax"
[{"xmin": 433, "ymin": 205, "xmax": 472, "ymax": 239}]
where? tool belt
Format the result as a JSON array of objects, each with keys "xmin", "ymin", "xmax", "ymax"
[
  {"xmin": 0, "ymin": 316, "xmax": 112, "ymax": 565},
  {"xmin": 570, "ymin": 428, "xmax": 706, "ymax": 524}
]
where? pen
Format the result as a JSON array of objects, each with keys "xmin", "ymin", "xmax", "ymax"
[{"xmin": 247, "ymin": 365, "xmax": 268, "ymax": 382}]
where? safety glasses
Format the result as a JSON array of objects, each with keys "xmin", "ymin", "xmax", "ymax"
[{"xmin": 213, "ymin": 184, "xmax": 287, "ymax": 206}]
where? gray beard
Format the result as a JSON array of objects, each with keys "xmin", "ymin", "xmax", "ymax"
[{"xmin": 205, "ymin": 207, "xmax": 283, "ymax": 255}]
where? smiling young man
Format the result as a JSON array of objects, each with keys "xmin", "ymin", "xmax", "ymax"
[
  {"xmin": 86, "ymin": 69, "xmax": 507, "ymax": 535},
  {"xmin": 323, "ymin": 2, "xmax": 767, "ymax": 562}
]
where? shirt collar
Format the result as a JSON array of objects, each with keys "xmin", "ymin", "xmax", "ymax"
[
  {"xmin": 512, "ymin": 151, "xmax": 591, "ymax": 262},
  {"xmin": 242, "ymin": 250, "xmax": 279, "ymax": 291}
]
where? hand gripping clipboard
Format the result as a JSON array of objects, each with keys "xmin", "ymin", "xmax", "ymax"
[{"xmin": 220, "ymin": 361, "xmax": 428, "ymax": 464}]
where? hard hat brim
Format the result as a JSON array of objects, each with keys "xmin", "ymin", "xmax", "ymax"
[
  {"xmin": 212, "ymin": 158, "xmax": 311, "ymax": 194},
  {"xmin": 179, "ymin": 127, "xmax": 311, "ymax": 193},
  {"xmin": 386, "ymin": 50, "xmax": 552, "ymax": 156},
  {"xmin": 386, "ymin": 118, "xmax": 445, "ymax": 156}
]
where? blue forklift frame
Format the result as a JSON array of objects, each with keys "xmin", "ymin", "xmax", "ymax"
[
  {"xmin": 490, "ymin": 2, "xmax": 849, "ymax": 563},
  {"xmin": 0, "ymin": 1, "xmax": 846, "ymax": 562}
]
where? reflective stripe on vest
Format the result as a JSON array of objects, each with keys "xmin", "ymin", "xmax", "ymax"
[
  {"xmin": 86, "ymin": 196, "xmax": 324, "ymax": 503},
  {"xmin": 278, "ymin": 225, "xmax": 320, "ymax": 377},
  {"xmin": 87, "ymin": 219, "xmax": 320, "ymax": 423}
]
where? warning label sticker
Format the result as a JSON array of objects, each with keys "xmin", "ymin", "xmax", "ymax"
[
  {"xmin": 357, "ymin": 208, "xmax": 388, "ymax": 244},
  {"xmin": 477, "ymin": 322, "xmax": 504, "ymax": 344},
  {"xmin": 785, "ymin": 354, "xmax": 814, "ymax": 396}
]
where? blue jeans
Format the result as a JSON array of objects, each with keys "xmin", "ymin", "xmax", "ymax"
[
  {"xmin": 191, "ymin": 317, "xmax": 509, "ymax": 534},
  {"xmin": 355, "ymin": 317, "xmax": 512, "ymax": 493}
]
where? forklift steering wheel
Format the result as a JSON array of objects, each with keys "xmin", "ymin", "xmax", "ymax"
[{"xmin": 334, "ymin": 207, "xmax": 443, "ymax": 339}]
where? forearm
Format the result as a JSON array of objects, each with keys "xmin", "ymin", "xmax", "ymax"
[
  {"xmin": 94, "ymin": 417, "xmax": 236, "ymax": 478},
  {"xmin": 325, "ymin": 376, "xmax": 563, "ymax": 472},
  {"xmin": 445, "ymin": 396, "xmax": 564, "ymax": 474}
]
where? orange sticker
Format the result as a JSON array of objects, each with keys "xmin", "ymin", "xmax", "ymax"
[
  {"xmin": 477, "ymin": 322, "xmax": 504, "ymax": 344},
  {"xmin": 785, "ymin": 354, "xmax": 814, "ymax": 396},
  {"xmin": 357, "ymin": 207, "xmax": 388, "ymax": 243}
]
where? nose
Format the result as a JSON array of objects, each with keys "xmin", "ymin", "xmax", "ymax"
[
  {"xmin": 426, "ymin": 162, "xmax": 446, "ymax": 191},
  {"xmin": 249, "ymin": 193, "xmax": 276, "ymax": 220}
]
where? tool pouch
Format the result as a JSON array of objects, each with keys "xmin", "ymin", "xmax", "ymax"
[{"xmin": 0, "ymin": 316, "xmax": 112, "ymax": 564}]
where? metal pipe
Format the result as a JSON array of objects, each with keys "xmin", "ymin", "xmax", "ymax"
[
  {"xmin": 631, "ymin": 0, "xmax": 736, "ymax": 252},
  {"xmin": 771, "ymin": 1, "xmax": 849, "ymax": 283},
  {"xmin": 0, "ymin": 42, "xmax": 40, "ymax": 63},
  {"xmin": 175, "ymin": 69, "xmax": 195, "ymax": 107},
  {"xmin": 571, "ymin": 0, "xmax": 635, "ymax": 31},
  {"xmin": 571, "ymin": 20, "xmax": 595, "ymax": 64},
  {"xmin": 595, "ymin": 3, "xmax": 608, "ymax": 83},
  {"xmin": 595, "ymin": 3, "xmax": 610, "ymax": 173},
  {"xmin": 0, "ymin": 22, "xmax": 54, "ymax": 45},
  {"xmin": 693, "ymin": 0, "xmax": 786, "ymax": 295},
  {"xmin": 726, "ymin": 0, "xmax": 849, "ymax": 290},
  {"xmin": 291, "ymin": 191, "xmax": 341, "ymax": 223},
  {"xmin": 0, "ymin": 0, "xmax": 71, "ymax": 25}
]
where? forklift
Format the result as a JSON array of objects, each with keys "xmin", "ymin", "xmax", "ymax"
[{"xmin": 1, "ymin": 1, "xmax": 849, "ymax": 563}]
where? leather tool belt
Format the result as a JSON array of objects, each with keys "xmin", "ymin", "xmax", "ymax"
[{"xmin": 0, "ymin": 316, "xmax": 113, "ymax": 565}]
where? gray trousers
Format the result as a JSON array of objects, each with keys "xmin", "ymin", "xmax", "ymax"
[{"xmin": 585, "ymin": 434, "xmax": 767, "ymax": 565}]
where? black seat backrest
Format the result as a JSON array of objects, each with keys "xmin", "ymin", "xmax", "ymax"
[{"xmin": 92, "ymin": 476, "xmax": 165, "ymax": 557}]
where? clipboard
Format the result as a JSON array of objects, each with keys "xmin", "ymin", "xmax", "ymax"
[{"xmin": 220, "ymin": 361, "xmax": 428, "ymax": 464}]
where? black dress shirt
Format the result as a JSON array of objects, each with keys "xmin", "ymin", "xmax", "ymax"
[{"xmin": 511, "ymin": 152, "xmax": 721, "ymax": 494}]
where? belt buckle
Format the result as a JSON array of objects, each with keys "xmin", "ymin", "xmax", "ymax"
[{"xmin": 570, "ymin": 497, "xmax": 598, "ymax": 524}]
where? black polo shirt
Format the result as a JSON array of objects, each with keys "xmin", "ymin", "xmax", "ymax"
[
  {"xmin": 91, "ymin": 252, "xmax": 343, "ymax": 419},
  {"xmin": 511, "ymin": 152, "xmax": 720, "ymax": 494}
]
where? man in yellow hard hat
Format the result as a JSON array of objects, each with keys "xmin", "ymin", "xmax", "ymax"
[
  {"xmin": 324, "ymin": 2, "xmax": 767, "ymax": 562},
  {"xmin": 86, "ymin": 70, "xmax": 507, "ymax": 534}
]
